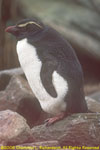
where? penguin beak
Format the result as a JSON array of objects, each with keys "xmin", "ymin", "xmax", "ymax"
[{"xmin": 5, "ymin": 26, "xmax": 19, "ymax": 35}]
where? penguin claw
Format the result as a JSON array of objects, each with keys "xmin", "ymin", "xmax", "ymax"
[
  {"xmin": 44, "ymin": 112, "xmax": 66, "ymax": 126},
  {"xmin": 44, "ymin": 118, "xmax": 50, "ymax": 123},
  {"xmin": 45, "ymin": 118, "xmax": 58, "ymax": 126}
]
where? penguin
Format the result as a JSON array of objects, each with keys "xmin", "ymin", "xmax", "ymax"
[{"xmin": 5, "ymin": 18, "xmax": 88, "ymax": 126}]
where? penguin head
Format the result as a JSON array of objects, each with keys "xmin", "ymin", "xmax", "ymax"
[{"xmin": 5, "ymin": 18, "xmax": 44, "ymax": 40}]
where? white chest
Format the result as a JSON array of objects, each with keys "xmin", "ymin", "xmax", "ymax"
[{"xmin": 16, "ymin": 38, "xmax": 68, "ymax": 115}]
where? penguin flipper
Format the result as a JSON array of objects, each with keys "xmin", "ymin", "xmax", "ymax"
[{"xmin": 40, "ymin": 60, "xmax": 58, "ymax": 98}]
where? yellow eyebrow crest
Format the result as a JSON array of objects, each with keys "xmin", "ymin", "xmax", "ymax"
[{"xmin": 18, "ymin": 21, "xmax": 42, "ymax": 28}]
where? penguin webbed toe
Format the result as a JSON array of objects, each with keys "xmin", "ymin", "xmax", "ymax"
[{"xmin": 44, "ymin": 112, "xmax": 66, "ymax": 126}]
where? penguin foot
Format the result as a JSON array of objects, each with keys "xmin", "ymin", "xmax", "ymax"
[{"xmin": 45, "ymin": 112, "xmax": 65, "ymax": 126}]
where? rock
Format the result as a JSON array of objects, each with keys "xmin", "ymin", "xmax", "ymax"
[
  {"xmin": 86, "ymin": 96, "xmax": 100, "ymax": 112},
  {"xmin": 89, "ymin": 91, "xmax": 100, "ymax": 103},
  {"xmin": 0, "ymin": 68, "xmax": 23, "ymax": 91},
  {"xmin": 0, "ymin": 75, "xmax": 44, "ymax": 127},
  {"xmin": 31, "ymin": 113, "xmax": 100, "ymax": 146},
  {"xmin": 84, "ymin": 83, "xmax": 100, "ymax": 96},
  {"xmin": 0, "ymin": 110, "xmax": 33, "ymax": 145},
  {"xmin": 0, "ymin": 70, "xmax": 100, "ymax": 127},
  {"xmin": 15, "ymin": 141, "xmax": 61, "ymax": 150}
]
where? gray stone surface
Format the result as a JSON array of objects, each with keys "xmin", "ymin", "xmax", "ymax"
[
  {"xmin": 89, "ymin": 91, "xmax": 100, "ymax": 103},
  {"xmin": 0, "ymin": 68, "xmax": 23, "ymax": 91},
  {"xmin": 15, "ymin": 141, "xmax": 61, "ymax": 150},
  {"xmin": 31, "ymin": 113, "xmax": 100, "ymax": 146},
  {"xmin": 86, "ymin": 96, "xmax": 100, "ymax": 112},
  {"xmin": 0, "ymin": 75, "xmax": 44, "ymax": 127},
  {"xmin": 0, "ymin": 110, "xmax": 32, "ymax": 145}
]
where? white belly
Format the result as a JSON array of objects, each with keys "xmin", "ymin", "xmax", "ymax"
[{"xmin": 17, "ymin": 38, "xmax": 68, "ymax": 115}]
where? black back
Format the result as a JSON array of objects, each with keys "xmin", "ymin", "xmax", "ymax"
[{"xmin": 28, "ymin": 26, "xmax": 88, "ymax": 113}]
